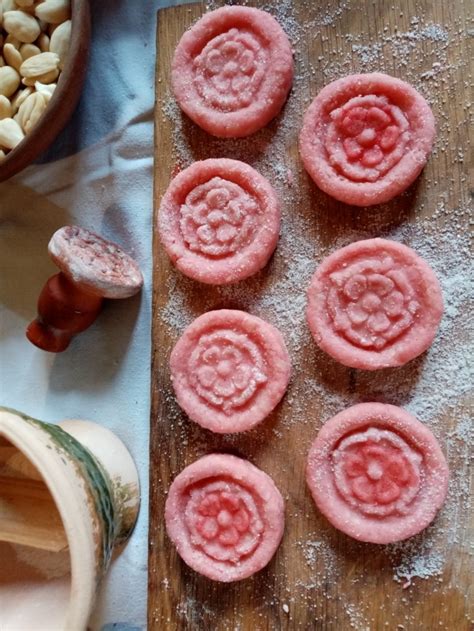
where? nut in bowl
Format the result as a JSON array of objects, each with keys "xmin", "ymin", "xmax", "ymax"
[{"xmin": 0, "ymin": 0, "xmax": 90, "ymax": 181}]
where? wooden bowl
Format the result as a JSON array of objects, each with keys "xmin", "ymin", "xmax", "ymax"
[{"xmin": 0, "ymin": 0, "xmax": 91, "ymax": 182}]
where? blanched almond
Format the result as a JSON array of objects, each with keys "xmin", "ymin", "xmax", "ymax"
[
  {"xmin": 0, "ymin": 149, "xmax": 6, "ymax": 162},
  {"xmin": 3, "ymin": 41, "xmax": 22, "ymax": 71},
  {"xmin": 37, "ymin": 31, "xmax": 49, "ymax": 52},
  {"xmin": 35, "ymin": 0, "xmax": 70, "ymax": 24},
  {"xmin": 10, "ymin": 85, "xmax": 32, "ymax": 111},
  {"xmin": 17, "ymin": 90, "xmax": 47, "ymax": 132},
  {"xmin": 3, "ymin": 10, "xmax": 40, "ymax": 44},
  {"xmin": 49, "ymin": 18, "xmax": 69, "ymax": 69},
  {"xmin": 0, "ymin": 65, "xmax": 20, "ymax": 97},
  {"xmin": 0, "ymin": 94, "xmax": 12, "ymax": 119},
  {"xmin": 5, "ymin": 33, "xmax": 20, "ymax": 48},
  {"xmin": 34, "ymin": 79, "xmax": 55, "ymax": 101},
  {"xmin": 20, "ymin": 43, "xmax": 41, "ymax": 59},
  {"xmin": 0, "ymin": 116, "xmax": 24, "ymax": 149},
  {"xmin": 22, "ymin": 66, "xmax": 58, "ymax": 85},
  {"xmin": 2, "ymin": 0, "xmax": 16, "ymax": 12},
  {"xmin": 19, "ymin": 50, "xmax": 59, "ymax": 77}
]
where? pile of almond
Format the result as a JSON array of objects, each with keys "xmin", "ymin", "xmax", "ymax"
[{"xmin": 0, "ymin": 0, "xmax": 71, "ymax": 161}]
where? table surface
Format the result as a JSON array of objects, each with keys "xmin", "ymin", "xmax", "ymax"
[{"xmin": 150, "ymin": 1, "xmax": 473, "ymax": 629}]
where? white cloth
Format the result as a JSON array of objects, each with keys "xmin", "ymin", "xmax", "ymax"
[{"xmin": 0, "ymin": 1, "xmax": 193, "ymax": 628}]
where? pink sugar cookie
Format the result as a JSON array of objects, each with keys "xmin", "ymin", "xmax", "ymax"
[
  {"xmin": 158, "ymin": 159, "xmax": 281, "ymax": 285},
  {"xmin": 306, "ymin": 238, "xmax": 443, "ymax": 370},
  {"xmin": 306, "ymin": 403, "xmax": 449, "ymax": 544},
  {"xmin": 170, "ymin": 310, "xmax": 291, "ymax": 433},
  {"xmin": 299, "ymin": 73, "xmax": 435, "ymax": 206},
  {"xmin": 172, "ymin": 6, "xmax": 294, "ymax": 138},
  {"xmin": 165, "ymin": 454, "xmax": 284, "ymax": 581}
]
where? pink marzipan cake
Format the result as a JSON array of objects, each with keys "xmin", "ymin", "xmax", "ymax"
[
  {"xmin": 306, "ymin": 403, "xmax": 449, "ymax": 544},
  {"xmin": 158, "ymin": 159, "xmax": 281, "ymax": 285},
  {"xmin": 306, "ymin": 238, "xmax": 443, "ymax": 370},
  {"xmin": 170, "ymin": 309, "xmax": 291, "ymax": 433},
  {"xmin": 165, "ymin": 454, "xmax": 284, "ymax": 581},
  {"xmin": 299, "ymin": 73, "xmax": 435, "ymax": 206},
  {"xmin": 172, "ymin": 6, "xmax": 294, "ymax": 137}
]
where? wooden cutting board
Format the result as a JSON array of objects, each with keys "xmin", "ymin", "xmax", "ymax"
[{"xmin": 150, "ymin": 2, "xmax": 472, "ymax": 629}]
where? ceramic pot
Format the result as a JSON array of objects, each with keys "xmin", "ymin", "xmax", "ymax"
[{"xmin": 0, "ymin": 406, "xmax": 140, "ymax": 631}]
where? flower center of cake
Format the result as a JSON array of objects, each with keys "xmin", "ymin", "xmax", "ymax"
[
  {"xmin": 179, "ymin": 177, "xmax": 260, "ymax": 258},
  {"xmin": 326, "ymin": 254, "xmax": 420, "ymax": 350},
  {"xmin": 325, "ymin": 94, "xmax": 411, "ymax": 183},
  {"xmin": 193, "ymin": 27, "xmax": 268, "ymax": 112},
  {"xmin": 332, "ymin": 427, "xmax": 422, "ymax": 517},
  {"xmin": 184, "ymin": 480, "xmax": 264, "ymax": 562},
  {"xmin": 188, "ymin": 329, "xmax": 268, "ymax": 413}
]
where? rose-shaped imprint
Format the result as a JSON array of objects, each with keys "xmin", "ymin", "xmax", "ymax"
[
  {"xmin": 165, "ymin": 454, "xmax": 284, "ymax": 581},
  {"xmin": 333, "ymin": 428, "xmax": 422, "ymax": 517},
  {"xmin": 188, "ymin": 330, "xmax": 268, "ymax": 414},
  {"xmin": 306, "ymin": 239, "xmax": 443, "ymax": 369},
  {"xmin": 184, "ymin": 480, "xmax": 264, "ymax": 562},
  {"xmin": 170, "ymin": 310, "xmax": 291, "ymax": 433},
  {"xmin": 193, "ymin": 28, "xmax": 267, "ymax": 114},
  {"xmin": 299, "ymin": 73, "xmax": 435, "ymax": 205},
  {"xmin": 172, "ymin": 6, "xmax": 293, "ymax": 137},
  {"xmin": 306, "ymin": 403, "xmax": 449, "ymax": 544},
  {"xmin": 179, "ymin": 177, "xmax": 259, "ymax": 258},
  {"xmin": 326, "ymin": 95, "xmax": 410, "ymax": 182},
  {"xmin": 159, "ymin": 159, "xmax": 281, "ymax": 285}
]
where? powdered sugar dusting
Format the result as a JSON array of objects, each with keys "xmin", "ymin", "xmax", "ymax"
[{"xmin": 155, "ymin": 1, "xmax": 472, "ymax": 628}]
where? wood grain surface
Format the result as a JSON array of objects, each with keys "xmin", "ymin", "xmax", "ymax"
[{"xmin": 150, "ymin": 2, "xmax": 472, "ymax": 629}]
